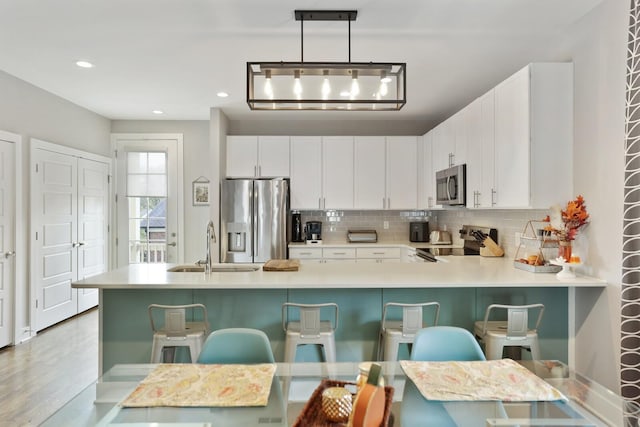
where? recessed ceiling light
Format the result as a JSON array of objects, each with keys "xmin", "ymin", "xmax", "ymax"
[
  {"xmin": 217, "ymin": 92, "xmax": 229, "ymax": 98},
  {"xmin": 75, "ymin": 60, "xmax": 94, "ymax": 68},
  {"xmin": 152, "ymin": 110, "xmax": 164, "ymax": 115}
]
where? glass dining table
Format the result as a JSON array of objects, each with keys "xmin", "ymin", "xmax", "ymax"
[{"xmin": 41, "ymin": 360, "xmax": 630, "ymax": 427}]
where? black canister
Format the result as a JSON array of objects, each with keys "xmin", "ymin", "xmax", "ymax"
[{"xmin": 292, "ymin": 211, "xmax": 304, "ymax": 242}]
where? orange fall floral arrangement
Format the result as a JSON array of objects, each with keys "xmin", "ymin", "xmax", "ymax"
[{"xmin": 543, "ymin": 195, "xmax": 590, "ymax": 242}]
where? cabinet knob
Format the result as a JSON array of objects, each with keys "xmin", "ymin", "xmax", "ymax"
[{"xmin": 4, "ymin": 251, "xmax": 15, "ymax": 259}]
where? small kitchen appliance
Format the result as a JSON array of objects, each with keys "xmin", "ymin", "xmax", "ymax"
[
  {"xmin": 409, "ymin": 222, "xmax": 430, "ymax": 242},
  {"xmin": 435, "ymin": 164, "xmax": 466, "ymax": 206},
  {"xmin": 291, "ymin": 211, "xmax": 304, "ymax": 242},
  {"xmin": 304, "ymin": 221, "xmax": 322, "ymax": 243},
  {"xmin": 416, "ymin": 225, "xmax": 498, "ymax": 261},
  {"xmin": 348, "ymin": 229, "xmax": 378, "ymax": 243}
]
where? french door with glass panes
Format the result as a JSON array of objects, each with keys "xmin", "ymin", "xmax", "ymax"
[{"xmin": 115, "ymin": 136, "xmax": 182, "ymax": 267}]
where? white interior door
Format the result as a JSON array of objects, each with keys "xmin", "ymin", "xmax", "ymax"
[
  {"xmin": 0, "ymin": 139, "xmax": 15, "ymax": 348},
  {"xmin": 32, "ymin": 148, "xmax": 78, "ymax": 331},
  {"xmin": 115, "ymin": 137, "xmax": 181, "ymax": 267},
  {"xmin": 77, "ymin": 158, "xmax": 109, "ymax": 312}
]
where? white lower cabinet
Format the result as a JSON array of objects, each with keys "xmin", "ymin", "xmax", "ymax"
[{"xmin": 356, "ymin": 247, "xmax": 401, "ymax": 263}]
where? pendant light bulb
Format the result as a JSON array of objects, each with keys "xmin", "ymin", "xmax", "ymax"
[
  {"xmin": 351, "ymin": 70, "xmax": 360, "ymax": 97},
  {"xmin": 264, "ymin": 70, "xmax": 273, "ymax": 99},
  {"xmin": 293, "ymin": 70, "xmax": 302, "ymax": 98},
  {"xmin": 322, "ymin": 70, "xmax": 331, "ymax": 100},
  {"xmin": 379, "ymin": 70, "xmax": 389, "ymax": 96}
]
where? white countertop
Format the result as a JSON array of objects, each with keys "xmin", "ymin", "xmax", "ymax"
[{"xmin": 72, "ymin": 257, "xmax": 606, "ymax": 290}]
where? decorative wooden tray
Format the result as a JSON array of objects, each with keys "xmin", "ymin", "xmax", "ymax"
[{"xmin": 292, "ymin": 379, "xmax": 394, "ymax": 427}]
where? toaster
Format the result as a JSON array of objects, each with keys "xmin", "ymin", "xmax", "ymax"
[{"xmin": 409, "ymin": 222, "xmax": 430, "ymax": 242}]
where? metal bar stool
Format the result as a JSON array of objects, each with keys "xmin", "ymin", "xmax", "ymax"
[
  {"xmin": 282, "ymin": 302, "xmax": 339, "ymax": 363},
  {"xmin": 148, "ymin": 303, "xmax": 209, "ymax": 363},
  {"xmin": 377, "ymin": 301, "xmax": 440, "ymax": 361},
  {"xmin": 474, "ymin": 303, "xmax": 545, "ymax": 360}
]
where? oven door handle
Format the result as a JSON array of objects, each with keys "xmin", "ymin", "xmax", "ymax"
[{"xmin": 416, "ymin": 250, "xmax": 437, "ymax": 262}]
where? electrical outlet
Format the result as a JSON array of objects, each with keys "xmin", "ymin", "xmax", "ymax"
[
  {"xmin": 515, "ymin": 232, "xmax": 522, "ymax": 246},
  {"xmin": 383, "ymin": 221, "xmax": 389, "ymax": 229}
]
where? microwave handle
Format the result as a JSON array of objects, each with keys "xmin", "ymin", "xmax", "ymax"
[{"xmin": 446, "ymin": 176, "xmax": 452, "ymax": 200}]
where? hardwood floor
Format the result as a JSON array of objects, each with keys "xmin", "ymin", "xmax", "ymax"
[{"xmin": 0, "ymin": 308, "xmax": 98, "ymax": 426}]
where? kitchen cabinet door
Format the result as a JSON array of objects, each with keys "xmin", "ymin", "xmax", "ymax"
[
  {"xmin": 452, "ymin": 109, "xmax": 468, "ymax": 166},
  {"xmin": 466, "ymin": 92, "xmax": 495, "ymax": 208},
  {"xmin": 494, "ymin": 67, "xmax": 531, "ymax": 208},
  {"xmin": 431, "ymin": 121, "xmax": 452, "ymax": 173},
  {"xmin": 323, "ymin": 136, "xmax": 354, "ymax": 209},
  {"xmin": 479, "ymin": 90, "xmax": 496, "ymax": 207},
  {"xmin": 419, "ymin": 132, "xmax": 435, "ymax": 209},
  {"xmin": 226, "ymin": 136, "xmax": 258, "ymax": 177},
  {"xmin": 290, "ymin": 136, "xmax": 323, "ymax": 210},
  {"xmin": 354, "ymin": 136, "xmax": 386, "ymax": 209},
  {"xmin": 258, "ymin": 136, "xmax": 289, "ymax": 177},
  {"xmin": 386, "ymin": 136, "xmax": 418, "ymax": 210}
]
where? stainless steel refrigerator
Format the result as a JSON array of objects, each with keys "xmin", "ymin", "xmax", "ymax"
[{"xmin": 221, "ymin": 178, "xmax": 289, "ymax": 263}]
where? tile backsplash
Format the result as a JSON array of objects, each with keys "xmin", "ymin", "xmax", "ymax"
[{"xmin": 298, "ymin": 208, "xmax": 549, "ymax": 257}]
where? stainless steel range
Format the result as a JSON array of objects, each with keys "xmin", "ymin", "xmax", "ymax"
[{"xmin": 416, "ymin": 225, "xmax": 498, "ymax": 262}]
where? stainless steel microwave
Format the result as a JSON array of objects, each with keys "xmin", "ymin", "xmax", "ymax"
[{"xmin": 436, "ymin": 164, "xmax": 466, "ymax": 206}]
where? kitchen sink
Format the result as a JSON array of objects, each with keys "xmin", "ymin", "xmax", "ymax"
[{"xmin": 167, "ymin": 264, "xmax": 260, "ymax": 273}]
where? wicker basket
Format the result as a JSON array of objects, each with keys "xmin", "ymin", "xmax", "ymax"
[{"xmin": 293, "ymin": 379, "xmax": 394, "ymax": 427}]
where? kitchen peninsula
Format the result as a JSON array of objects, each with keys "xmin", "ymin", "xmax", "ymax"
[{"xmin": 73, "ymin": 256, "xmax": 605, "ymax": 374}]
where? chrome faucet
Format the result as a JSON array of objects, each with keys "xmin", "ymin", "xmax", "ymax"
[{"xmin": 197, "ymin": 220, "xmax": 217, "ymax": 273}]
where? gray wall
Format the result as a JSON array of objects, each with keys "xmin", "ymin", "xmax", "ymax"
[
  {"xmin": 0, "ymin": 70, "xmax": 111, "ymax": 342},
  {"xmin": 563, "ymin": 0, "xmax": 626, "ymax": 391}
]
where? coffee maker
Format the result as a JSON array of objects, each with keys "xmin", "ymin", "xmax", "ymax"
[
  {"xmin": 291, "ymin": 211, "xmax": 304, "ymax": 242},
  {"xmin": 304, "ymin": 221, "xmax": 322, "ymax": 242}
]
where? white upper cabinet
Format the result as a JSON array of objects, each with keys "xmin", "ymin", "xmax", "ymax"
[
  {"xmin": 493, "ymin": 63, "xmax": 573, "ymax": 208},
  {"xmin": 354, "ymin": 136, "xmax": 386, "ymax": 209},
  {"xmin": 386, "ymin": 136, "xmax": 418, "ymax": 210},
  {"xmin": 419, "ymin": 132, "xmax": 435, "ymax": 209},
  {"xmin": 323, "ymin": 136, "xmax": 354, "ymax": 209},
  {"xmin": 290, "ymin": 136, "xmax": 323, "ymax": 210},
  {"xmin": 466, "ymin": 91, "xmax": 496, "ymax": 208},
  {"xmin": 227, "ymin": 135, "xmax": 289, "ymax": 178}
]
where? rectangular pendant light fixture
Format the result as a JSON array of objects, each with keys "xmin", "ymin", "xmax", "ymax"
[{"xmin": 246, "ymin": 10, "xmax": 407, "ymax": 111}]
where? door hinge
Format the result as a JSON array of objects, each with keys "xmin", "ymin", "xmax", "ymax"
[
  {"xmin": 115, "ymin": 237, "xmax": 118, "ymax": 245},
  {"xmin": 35, "ymin": 231, "xmax": 38, "ymax": 241},
  {"xmin": 35, "ymin": 163, "xmax": 39, "ymax": 173},
  {"xmin": 114, "ymin": 149, "xmax": 118, "ymax": 158},
  {"xmin": 35, "ymin": 299, "xmax": 38, "ymax": 309},
  {"xmin": 115, "ymin": 194, "xmax": 118, "ymax": 203},
  {"xmin": 107, "ymin": 175, "xmax": 111, "ymax": 184}
]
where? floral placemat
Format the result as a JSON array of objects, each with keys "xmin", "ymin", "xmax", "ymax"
[
  {"xmin": 400, "ymin": 359, "xmax": 566, "ymax": 402},
  {"xmin": 121, "ymin": 363, "xmax": 277, "ymax": 407}
]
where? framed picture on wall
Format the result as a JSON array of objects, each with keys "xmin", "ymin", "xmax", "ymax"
[{"xmin": 192, "ymin": 177, "xmax": 210, "ymax": 206}]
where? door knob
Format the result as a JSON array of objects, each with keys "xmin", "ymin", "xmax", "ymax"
[{"xmin": 167, "ymin": 242, "xmax": 177, "ymax": 247}]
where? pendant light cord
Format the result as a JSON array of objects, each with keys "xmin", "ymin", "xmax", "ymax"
[
  {"xmin": 348, "ymin": 18, "xmax": 351, "ymax": 63},
  {"xmin": 300, "ymin": 17, "xmax": 304, "ymax": 63}
]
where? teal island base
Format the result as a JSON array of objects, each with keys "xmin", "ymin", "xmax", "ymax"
[{"xmin": 100, "ymin": 287, "xmax": 568, "ymax": 374}]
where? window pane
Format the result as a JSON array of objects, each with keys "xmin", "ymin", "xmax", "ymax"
[
  {"xmin": 127, "ymin": 175, "xmax": 148, "ymax": 197},
  {"xmin": 146, "ymin": 175, "xmax": 167, "ymax": 197},
  {"xmin": 127, "ymin": 152, "xmax": 147, "ymax": 174},
  {"xmin": 148, "ymin": 152, "xmax": 166, "ymax": 173}
]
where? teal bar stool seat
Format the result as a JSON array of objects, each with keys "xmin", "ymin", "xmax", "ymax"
[{"xmin": 197, "ymin": 328, "xmax": 275, "ymax": 364}]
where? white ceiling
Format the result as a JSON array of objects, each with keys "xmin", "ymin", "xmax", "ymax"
[{"xmin": 0, "ymin": 0, "xmax": 603, "ymax": 125}]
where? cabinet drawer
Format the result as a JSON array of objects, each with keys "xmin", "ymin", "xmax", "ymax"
[
  {"xmin": 322, "ymin": 248, "xmax": 356, "ymax": 259},
  {"xmin": 289, "ymin": 248, "xmax": 323, "ymax": 259},
  {"xmin": 356, "ymin": 247, "xmax": 401, "ymax": 259}
]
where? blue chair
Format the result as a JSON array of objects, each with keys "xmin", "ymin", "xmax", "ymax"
[
  {"xmin": 196, "ymin": 328, "xmax": 275, "ymax": 364},
  {"xmin": 410, "ymin": 326, "xmax": 486, "ymax": 361},
  {"xmin": 403, "ymin": 326, "xmax": 506, "ymax": 426}
]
